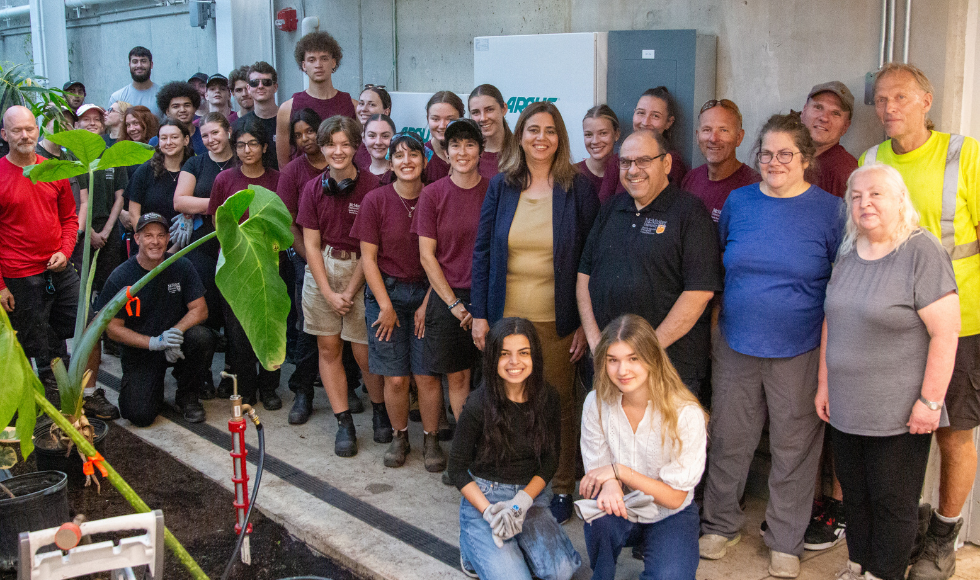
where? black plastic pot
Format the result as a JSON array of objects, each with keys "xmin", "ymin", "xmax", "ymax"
[
  {"xmin": 34, "ymin": 417, "xmax": 110, "ymax": 488},
  {"xmin": 0, "ymin": 470, "xmax": 69, "ymax": 572}
]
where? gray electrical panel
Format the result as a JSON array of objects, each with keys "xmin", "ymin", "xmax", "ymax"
[{"xmin": 607, "ymin": 30, "xmax": 716, "ymax": 169}]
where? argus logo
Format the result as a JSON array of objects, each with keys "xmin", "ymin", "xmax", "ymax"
[{"xmin": 506, "ymin": 97, "xmax": 559, "ymax": 113}]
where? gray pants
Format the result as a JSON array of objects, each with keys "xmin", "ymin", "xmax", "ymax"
[{"xmin": 701, "ymin": 328, "xmax": 824, "ymax": 556}]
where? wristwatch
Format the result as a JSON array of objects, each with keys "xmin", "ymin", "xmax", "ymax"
[{"xmin": 919, "ymin": 395, "xmax": 942, "ymax": 411}]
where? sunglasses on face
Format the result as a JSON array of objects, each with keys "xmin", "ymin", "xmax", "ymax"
[{"xmin": 248, "ymin": 78, "xmax": 275, "ymax": 88}]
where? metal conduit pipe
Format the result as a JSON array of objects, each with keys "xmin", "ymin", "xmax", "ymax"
[
  {"xmin": 879, "ymin": 0, "xmax": 888, "ymax": 68},
  {"xmin": 888, "ymin": 0, "xmax": 896, "ymax": 63},
  {"xmin": 903, "ymin": 0, "xmax": 912, "ymax": 63},
  {"xmin": 0, "ymin": 0, "xmax": 147, "ymax": 22}
]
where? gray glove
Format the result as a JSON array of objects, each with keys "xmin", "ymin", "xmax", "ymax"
[
  {"xmin": 482, "ymin": 504, "xmax": 507, "ymax": 548},
  {"xmin": 149, "ymin": 327, "xmax": 183, "ymax": 351},
  {"xmin": 165, "ymin": 346, "xmax": 184, "ymax": 363},
  {"xmin": 169, "ymin": 214, "xmax": 193, "ymax": 250},
  {"xmin": 489, "ymin": 490, "xmax": 534, "ymax": 541}
]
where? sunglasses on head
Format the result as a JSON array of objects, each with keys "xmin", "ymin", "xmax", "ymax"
[
  {"xmin": 363, "ymin": 83, "xmax": 386, "ymax": 90},
  {"xmin": 248, "ymin": 78, "xmax": 275, "ymax": 88}
]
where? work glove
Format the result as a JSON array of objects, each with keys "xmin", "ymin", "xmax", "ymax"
[
  {"xmin": 482, "ymin": 503, "xmax": 508, "ymax": 548},
  {"xmin": 489, "ymin": 490, "xmax": 534, "ymax": 541},
  {"xmin": 169, "ymin": 214, "xmax": 193, "ymax": 251},
  {"xmin": 149, "ymin": 327, "xmax": 183, "ymax": 351},
  {"xmin": 165, "ymin": 346, "xmax": 185, "ymax": 363}
]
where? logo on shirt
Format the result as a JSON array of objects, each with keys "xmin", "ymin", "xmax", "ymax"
[
  {"xmin": 640, "ymin": 218, "xmax": 667, "ymax": 235},
  {"xmin": 348, "ymin": 202, "xmax": 360, "ymax": 215},
  {"xmin": 711, "ymin": 208, "xmax": 722, "ymax": 222},
  {"xmin": 167, "ymin": 282, "xmax": 181, "ymax": 294}
]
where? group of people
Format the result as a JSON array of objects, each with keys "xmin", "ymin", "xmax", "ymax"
[{"xmin": 1, "ymin": 27, "xmax": 977, "ymax": 580}]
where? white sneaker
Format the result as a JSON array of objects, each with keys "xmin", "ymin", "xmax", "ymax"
[
  {"xmin": 769, "ymin": 550, "xmax": 800, "ymax": 578},
  {"xmin": 836, "ymin": 560, "xmax": 863, "ymax": 580},
  {"xmin": 699, "ymin": 533, "xmax": 741, "ymax": 560}
]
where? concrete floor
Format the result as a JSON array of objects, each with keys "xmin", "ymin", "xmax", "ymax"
[{"xmin": 88, "ymin": 353, "xmax": 980, "ymax": 580}]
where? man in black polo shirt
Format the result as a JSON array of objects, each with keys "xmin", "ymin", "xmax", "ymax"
[
  {"xmin": 96, "ymin": 213, "xmax": 214, "ymax": 425},
  {"xmin": 577, "ymin": 130, "xmax": 722, "ymax": 397}
]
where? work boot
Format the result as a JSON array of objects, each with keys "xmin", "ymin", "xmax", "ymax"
[
  {"xmin": 910, "ymin": 503, "xmax": 933, "ymax": 562},
  {"xmin": 83, "ymin": 388, "xmax": 120, "ymax": 420},
  {"xmin": 288, "ymin": 392, "xmax": 313, "ymax": 424},
  {"xmin": 260, "ymin": 388, "xmax": 283, "ymax": 411},
  {"xmin": 372, "ymin": 403, "xmax": 393, "ymax": 443},
  {"xmin": 909, "ymin": 511, "xmax": 963, "ymax": 580},
  {"xmin": 175, "ymin": 399, "xmax": 206, "ymax": 423},
  {"xmin": 348, "ymin": 387, "xmax": 364, "ymax": 414},
  {"xmin": 423, "ymin": 432, "xmax": 447, "ymax": 472},
  {"xmin": 334, "ymin": 411, "xmax": 357, "ymax": 457},
  {"xmin": 384, "ymin": 429, "xmax": 410, "ymax": 467}
]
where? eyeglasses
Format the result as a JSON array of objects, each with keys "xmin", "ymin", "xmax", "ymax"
[
  {"xmin": 699, "ymin": 99, "xmax": 743, "ymax": 125},
  {"xmin": 236, "ymin": 140, "xmax": 262, "ymax": 151},
  {"xmin": 757, "ymin": 150, "xmax": 801, "ymax": 164},
  {"xmin": 248, "ymin": 78, "xmax": 274, "ymax": 88},
  {"xmin": 363, "ymin": 83, "xmax": 386, "ymax": 90},
  {"xmin": 618, "ymin": 154, "xmax": 666, "ymax": 170}
]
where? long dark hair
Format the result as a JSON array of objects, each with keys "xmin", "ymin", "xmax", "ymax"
[
  {"xmin": 477, "ymin": 318, "xmax": 553, "ymax": 469},
  {"xmin": 151, "ymin": 118, "xmax": 192, "ymax": 178}
]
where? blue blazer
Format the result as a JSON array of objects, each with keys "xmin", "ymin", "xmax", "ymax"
[{"xmin": 470, "ymin": 172, "xmax": 600, "ymax": 338}]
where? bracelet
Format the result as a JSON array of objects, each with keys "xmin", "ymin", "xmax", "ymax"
[{"xmin": 447, "ymin": 298, "xmax": 462, "ymax": 310}]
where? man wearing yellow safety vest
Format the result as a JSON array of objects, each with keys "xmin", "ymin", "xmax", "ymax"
[{"xmin": 860, "ymin": 62, "xmax": 979, "ymax": 580}]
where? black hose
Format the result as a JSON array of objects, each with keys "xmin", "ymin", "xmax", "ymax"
[{"xmin": 220, "ymin": 423, "xmax": 265, "ymax": 580}]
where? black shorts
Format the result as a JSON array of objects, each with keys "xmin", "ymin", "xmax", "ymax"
[
  {"xmin": 423, "ymin": 288, "xmax": 479, "ymax": 375},
  {"xmin": 4, "ymin": 268, "xmax": 80, "ymax": 366},
  {"xmin": 946, "ymin": 333, "xmax": 980, "ymax": 430}
]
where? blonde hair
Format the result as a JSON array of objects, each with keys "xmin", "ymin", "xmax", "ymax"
[
  {"xmin": 874, "ymin": 62, "xmax": 935, "ymax": 131},
  {"xmin": 838, "ymin": 163, "xmax": 920, "ymax": 257},
  {"xmin": 593, "ymin": 314, "xmax": 706, "ymax": 454}
]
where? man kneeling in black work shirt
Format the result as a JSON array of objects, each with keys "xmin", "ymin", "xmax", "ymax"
[{"xmin": 95, "ymin": 213, "xmax": 214, "ymax": 425}]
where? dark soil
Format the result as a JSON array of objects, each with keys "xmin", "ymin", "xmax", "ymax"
[{"xmin": 6, "ymin": 423, "xmax": 360, "ymax": 580}]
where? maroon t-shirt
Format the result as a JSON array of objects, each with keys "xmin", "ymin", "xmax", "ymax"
[
  {"xmin": 296, "ymin": 169, "xmax": 380, "ymax": 253},
  {"xmin": 290, "ymin": 90, "xmax": 356, "ymax": 161},
  {"xmin": 354, "ymin": 143, "xmax": 372, "ymax": 172},
  {"xmin": 810, "ymin": 143, "xmax": 858, "ymax": 198},
  {"xmin": 278, "ymin": 155, "xmax": 323, "ymax": 215},
  {"xmin": 207, "ymin": 167, "xmax": 281, "ymax": 221},
  {"xmin": 411, "ymin": 175, "xmax": 489, "ymax": 289},
  {"xmin": 423, "ymin": 141, "xmax": 451, "ymax": 184},
  {"xmin": 350, "ymin": 184, "xmax": 426, "ymax": 282},
  {"xmin": 667, "ymin": 148, "xmax": 688, "ymax": 185},
  {"xmin": 681, "ymin": 163, "xmax": 761, "ymax": 223},
  {"xmin": 576, "ymin": 155, "xmax": 625, "ymax": 204},
  {"xmin": 478, "ymin": 150, "xmax": 499, "ymax": 180}
]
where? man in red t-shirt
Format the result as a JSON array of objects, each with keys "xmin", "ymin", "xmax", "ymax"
[
  {"xmin": 0, "ymin": 106, "xmax": 81, "ymax": 406},
  {"xmin": 801, "ymin": 81, "xmax": 858, "ymax": 198}
]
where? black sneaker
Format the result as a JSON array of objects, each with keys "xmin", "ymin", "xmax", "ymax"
[
  {"xmin": 804, "ymin": 498, "xmax": 846, "ymax": 550},
  {"xmin": 176, "ymin": 399, "xmax": 206, "ymax": 423},
  {"xmin": 83, "ymin": 388, "xmax": 120, "ymax": 420},
  {"xmin": 550, "ymin": 494, "xmax": 574, "ymax": 524}
]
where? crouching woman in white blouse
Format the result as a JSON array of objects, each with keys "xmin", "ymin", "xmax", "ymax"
[{"xmin": 577, "ymin": 314, "xmax": 707, "ymax": 580}]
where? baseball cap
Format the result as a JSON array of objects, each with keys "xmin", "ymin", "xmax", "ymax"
[
  {"xmin": 807, "ymin": 81, "xmax": 855, "ymax": 114},
  {"xmin": 207, "ymin": 74, "xmax": 228, "ymax": 87},
  {"xmin": 444, "ymin": 118, "xmax": 485, "ymax": 148},
  {"xmin": 136, "ymin": 212, "xmax": 169, "ymax": 232},
  {"xmin": 188, "ymin": 72, "xmax": 208, "ymax": 84},
  {"xmin": 76, "ymin": 104, "xmax": 106, "ymax": 117},
  {"xmin": 62, "ymin": 80, "xmax": 85, "ymax": 92}
]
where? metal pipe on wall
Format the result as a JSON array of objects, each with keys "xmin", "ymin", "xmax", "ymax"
[
  {"xmin": 888, "ymin": 0, "xmax": 896, "ymax": 62},
  {"xmin": 0, "ymin": 0, "xmax": 144, "ymax": 22},
  {"xmin": 879, "ymin": 0, "xmax": 888, "ymax": 68},
  {"xmin": 903, "ymin": 0, "xmax": 912, "ymax": 63}
]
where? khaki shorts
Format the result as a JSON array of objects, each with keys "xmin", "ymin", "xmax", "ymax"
[{"xmin": 302, "ymin": 247, "xmax": 367, "ymax": 344}]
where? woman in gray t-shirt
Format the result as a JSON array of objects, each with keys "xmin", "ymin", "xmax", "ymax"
[{"xmin": 816, "ymin": 164, "xmax": 959, "ymax": 580}]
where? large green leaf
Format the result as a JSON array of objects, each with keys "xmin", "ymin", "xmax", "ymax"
[
  {"xmin": 97, "ymin": 140, "xmax": 154, "ymax": 170},
  {"xmin": 214, "ymin": 186, "xmax": 294, "ymax": 370},
  {"xmin": 23, "ymin": 159, "xmax": 87, "ymax": 183},
  {"xmin": 0, "ymin": 308, "xmax": 41, "ymax": 459},
  {"xmin": 45, "ymin": 129, "xmax": 106, "ymax": 166}
]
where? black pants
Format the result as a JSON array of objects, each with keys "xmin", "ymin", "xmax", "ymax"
[
  {"xmin": 831, "ymin": 427, "xmax": 932, "ymax": 580},
  {"xmin": 71, "ymin": 220, "xmax": 122, "ymax": 297},
  {"xmin": 222, "ymin": 297, "xmax": 281, "ymax": 401},
  {"xmin": 4, "ymin": 268, "xmax": 78, "ymax": 371},
  {"xmin": 119, "ymin": 325, "xmax": 215, "ymax": 427}
]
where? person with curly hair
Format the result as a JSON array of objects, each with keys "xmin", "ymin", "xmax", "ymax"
[{"xmin": 155, "ymin": 81, "xmax": 206, "ymax": 155}]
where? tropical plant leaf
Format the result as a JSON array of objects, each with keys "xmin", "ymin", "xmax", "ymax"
[
  {"xmin": 0, "ymin": 308, "xmax": 41, "ymax": 459},
  {"xmin": 214, "ymin": 187, "xmax": 294, "ymax": 370},
  {"xmin": 23, "ymin": 159, "xmax": 87, "ymax": 183},
  {"xmin": 45, "ymin": 129, "xmax": 106, "ymax": 166},
  {"xmin": 97, "ymin": 140, "xmax": 154, "ymax": 170}
]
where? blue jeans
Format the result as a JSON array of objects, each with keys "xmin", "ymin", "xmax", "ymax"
[
  {"xmin": 583, "ymin": 501, "xmax": 700, "ymax": 580},
  {"xmin": 459, "ymin": 477, "xmax": 581, "ymax": 580}
]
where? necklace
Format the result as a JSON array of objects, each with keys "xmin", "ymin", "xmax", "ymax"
[
  {"xmin": 396, "ymin": 192, "xmax": 417, "ymax": 218},
  {"xmin": 212, "ymin": 155, "xmax": 232, "ymax": 172},
  {"xmin": 167, "ymin": 169, "xmax": 179, "ymax": 183}
]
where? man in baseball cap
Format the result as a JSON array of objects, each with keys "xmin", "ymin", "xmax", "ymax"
[
  {"xmin": 205, "ymin": 74, "xmax": 235, "ymax": 122},
  {"xmin": 188, "ymin": 72, "xmax": 210, "ymax": 118},
  {"xmin": 62, "ymin": 81, "xmax": 86, "ymax": 113},
  {"xmin": 94, "ymin": 212, "xmax": 215, "ymax": 425},
  {"xmin": 800, "ymin": 81, "xmax": 858, "ymax": 198}
]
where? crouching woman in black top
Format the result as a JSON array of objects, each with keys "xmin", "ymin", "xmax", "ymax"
[{"xmin": 448, "ymin": 317, "xmax": 581, "ymax": 580}]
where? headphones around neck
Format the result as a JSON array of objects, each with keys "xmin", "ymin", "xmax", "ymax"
[{"xmin": 321, "ymin": 166, "xmax": 359, "ymax": 196}]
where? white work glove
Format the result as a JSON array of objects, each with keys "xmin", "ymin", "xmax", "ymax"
[
  {"xmin": 169, "ymin": 214, "xmax": 193, "ymax": 250},
  {"xmin": 482, "ymin": 504, "xmax": 508, "ymax": 548},
  {"xmin": 489, "ymin": 490, "xmax": 534, "ymax": 541},
  {"xmin": 165, "ymin": 346, "xmax": 185, "ymax": 363},
  {"xmin": 148, "ymin": 327, "xmax": 183, "ymax": 351}
]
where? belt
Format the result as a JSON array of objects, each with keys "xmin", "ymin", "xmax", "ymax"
[{"xmin": 326, "ymin": 246, "xmax": 358, "ymax": 260}]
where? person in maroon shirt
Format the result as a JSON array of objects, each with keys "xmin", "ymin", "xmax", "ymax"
[
  {"xmin": 468, "ymin": 84, "xmax": 515, "ymax": 180},
  {"xmin": 296, "ymin": 115, "xmax": 384, "ymax": 457},
  {"xmin": 681, "ymin": 99, "xmax": 761, "ymax": 223},
  {"xmin": 276, "ymin": 31, "xmax": 358, "ymax": 168},
  {"xmin": 633, "ymin": 86, "xmax": 687, "ymax": 184},
  {"xmin": 422, "ymin": 91, "xmax": 464, "ymax": 184},
  {"xmin": 354, "ymin": 84, "xmax": 391, "ymax": 171},
  {"xmin": 801, "ymin": 81, "xmax": 858, "ymax": 198},
  {"xmin": 362, "ymin": 114, "xmax": 395, "ymax": 181},
  {"xmin": 577, "ymin": 104, "xmax": 625, "ymax": 204},
  {"xmin": 351, "ymin": 132, "xmax": 445, "ymax": 471},
  {"xmin": 206, "ymin": 118, "xmax": 283, "ymax": 411}
]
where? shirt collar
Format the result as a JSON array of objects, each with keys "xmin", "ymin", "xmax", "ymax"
[{"xmin": 613, "ymin": 181, "xmax": 679, "ymax": 214}]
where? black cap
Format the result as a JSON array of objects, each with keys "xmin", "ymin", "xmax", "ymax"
[
  {"xmin": 206, "ymin": 74, "xmax": 228, "ymax": 87},
  {"xmin": 63, "ymin": 80, "xmax": 85, "ymax": 92},
  {"xmin": 135, "ymin": 212, "xmax": 169, "ymax": 232},
  {"xmin": 444, "ymin": 118, "xmax": 485, "ymax": 148},
  {"xmin": 188, "ymin": 72, "xmax": 208, "ymax": 84}
]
